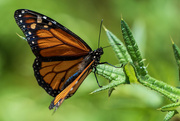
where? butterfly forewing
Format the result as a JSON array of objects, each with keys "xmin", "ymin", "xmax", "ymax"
[
  {"xmin": 14, "ymin": 9, "xmax": 92, "ymax": 61},
  {"xmin": 14, "ymin": 9, "xmax": 94, "ymax": 97}
]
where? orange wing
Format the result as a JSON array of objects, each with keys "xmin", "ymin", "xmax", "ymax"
[
  {"xmin": 14, "ymin": 9, "xmax": 104, "ymax": 111},
  {"xmin": 14, "ymin": 9, "xmax": 94, "ymax": 98},
  {"xmin": 33, "ymin": 57, "xmax": 86, "ymax": 97},
  {"xmin": 49, "ymin": 60, "xmax": 94, "ymax": 110},
  {"xmin": 14, "ymin": 9, "xmax": 91, "ymax": 61}
]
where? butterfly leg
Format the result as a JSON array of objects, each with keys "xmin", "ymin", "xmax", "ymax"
[
  {"xmin": 94, "ymin": 67, "xmax": 102, "ymax": 88},
  {"xmin": 94, "ymin": 62, "xmax": 123, "ymax": 88},
  {"xmin": 99, "ymin": 62, "xmax": 123, "ymax": 68}
]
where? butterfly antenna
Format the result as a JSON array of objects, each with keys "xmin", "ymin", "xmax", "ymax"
[{"xmin": 98, "ymin": 19, "xmax": 103, "ymax": 48}]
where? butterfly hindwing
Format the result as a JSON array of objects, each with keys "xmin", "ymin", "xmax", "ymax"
[
  {"xmin": 33, "ymin": 57, "xmax": 87, "ymax": 97},
  {"xmin": 49, "ymin": 60, "xmax": 94, "ymax": 109},
  {"xmin": 14, "ymin": 9, "xmax": 92, "ymax": 61}
]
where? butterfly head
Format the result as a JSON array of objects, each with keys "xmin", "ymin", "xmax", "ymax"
[
  {"xmin": 91, "ymin": 47, "xmax": 103, "ymax": 63},
  {"xmin": 95, "ymin": 47, "xmax": 104, "ymax": 56}
]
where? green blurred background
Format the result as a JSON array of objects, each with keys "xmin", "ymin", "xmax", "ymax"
[{"xmin": 1, "ymin": 0, "xmax": 180, "ymax": 121}]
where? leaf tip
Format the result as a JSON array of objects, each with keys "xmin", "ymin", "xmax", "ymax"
[
  {"xmin": 121, "ymin": 14, "xmax": 123, "ymax": 20},
  {"xmin": 170, "ymin": 36, "xmax": 174, "ymax": 45},
  {"xmin": 89, "ymin": 91, "xmax": 94, "ymax": 95},
  {"xmin": 102, "ymin": 25, "xmax": 107, "ymax": 31}
]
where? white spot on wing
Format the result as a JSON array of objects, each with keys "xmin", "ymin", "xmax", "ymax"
[
  {"xmin": 37, "ymin": 16, "xmax": 42, "ymax": 23},
  {"xmin": 28, "ymin": 31, "xmax": 32, "ymax": 35},
  {"xmin": 52, "ymin": 21, "xmax": 56, "ymax": 24},
  {"xmin": 43, "ymin": 16, "xmax": 47, "ymax": 19},
  {"xmin": 21, "ymin": 10, "xmax": 25, "ymax": 13}
]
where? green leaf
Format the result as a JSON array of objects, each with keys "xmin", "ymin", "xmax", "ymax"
[
  {"xmin": 139, "ymin": 76, "xmax": 180, "ymax": 102},
  {"xmin": 108, "ymin": 87, "xmax": 115, "ymax": 97},
  {"xmin": 123, "ymin": 62, "xmax": 138, "ymax": 84},
  {"xmin": 92, "ymin": 64, "xmax": 126, "ymax": 94},
  {"xmin": 104, "ymin": 26, "xmax": 131, "ymax": 64},
  {"xmin": 163, "ymin": 110, "xmax": 178, "ymax": 121},
  {"xmin": 94, "ymin": 20, "xmax": 180, "ymax": 121},
  {"xmin": 90, "ymin": 79, "xmax": 126, "ymax": 94},
  {"xmin": 96, "ymin": 64, "xmax": 124, "ymax": 81},
  {"xmin": 158, "ymin": 101, "xmax": 180, "ymax": 112},
  {"xmin": 121, "ymin": 19, "xmax": 147, "ymax": 76},
  {"xmin": 103, "ymin": 27, "xmax": 131, "ymax": 95},
  {"xmin": 131, "ymin": 19, "xmax": 147, "ymax": 56},
  {"xmin": 172, "ymin": 39, "xmax": 180, "ymax": 81}
]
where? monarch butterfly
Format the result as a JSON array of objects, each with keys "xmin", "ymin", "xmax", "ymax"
[{"xmin": 14, "ymin": 9, "xmax": 112, "ymax": 110}]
